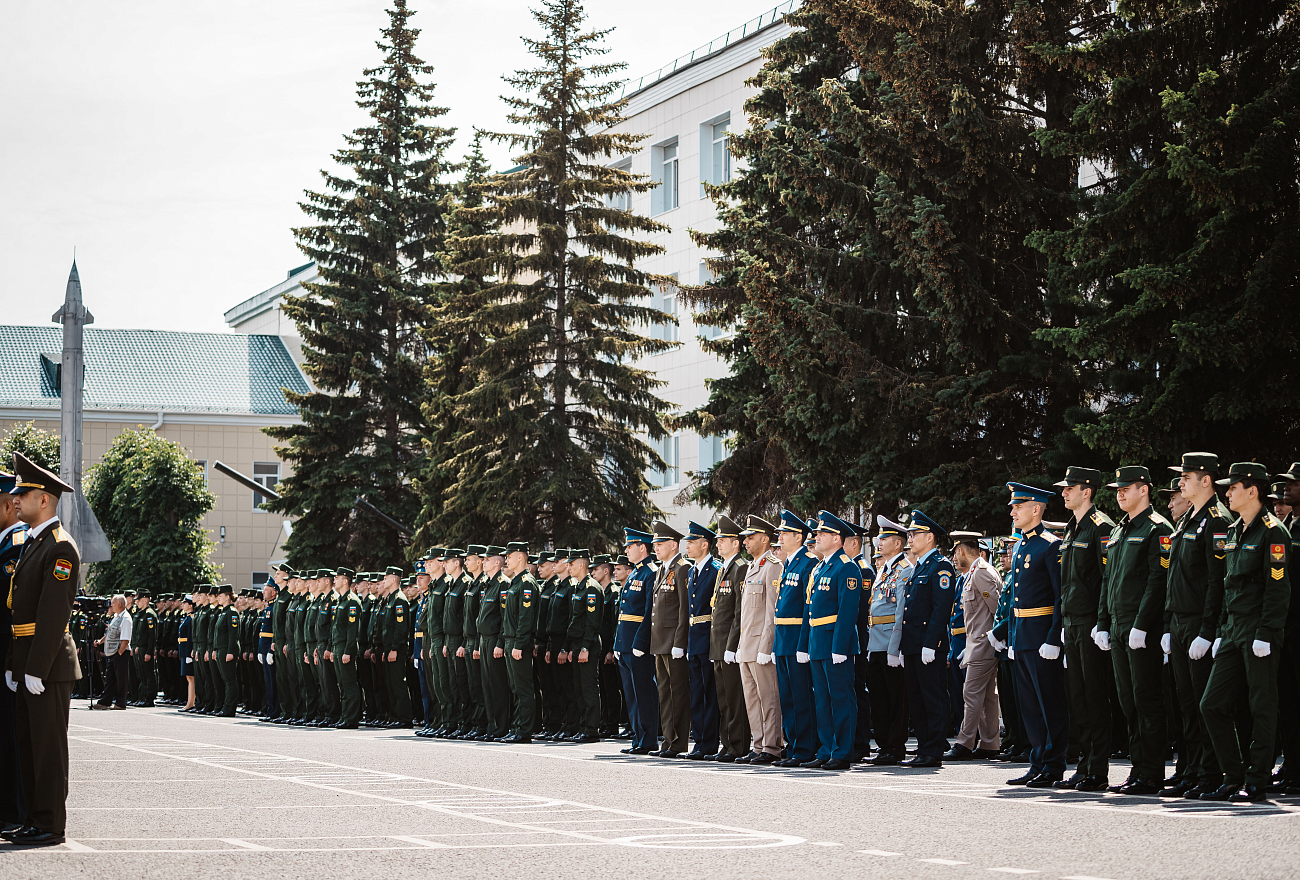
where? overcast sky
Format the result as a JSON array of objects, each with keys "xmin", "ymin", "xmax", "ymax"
[{"xmin": 1, "ymin": 0, "xmax": 777, "ymax": 334}]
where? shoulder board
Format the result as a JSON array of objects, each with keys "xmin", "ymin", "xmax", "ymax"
[
  {"xmin": 1089, "ymin": 510, "xmax": 1109, "ymax": 526},
  {"xmin": 1150, "ymin": 512, "xmax": 1171, "ymax": 526},
  {"xmin": 840, "ymin": 553, "xmax": 852, "ymax": 564},
  {"xmin": 1043, "ymin": 531, "xmax": 1061, "ymax": 544},
  {"xmin": 1264, "ymin": 513, "xmax": 1280, "ymax": 529},
  {"xmin": 11, "ymin": 530, "xmax": 25, "ymax": 545},
  {"xmin": 858, "ymin": 558, "xmax": 869, "ymax": 570}
]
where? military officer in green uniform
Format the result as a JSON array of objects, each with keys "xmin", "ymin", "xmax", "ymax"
[
  {"xmin": 1095, "ymin": 465, "xmax": 1173, "ymax": 795},
  {"xmin": 475, "ymin": 545, "xmax": 511, "ymax": 741},
  {"xmin": 500, "ymin": 544, "xmax": 538, "ymax": 742},
  {"xmin": 382, "ymin": 566, "xmax": 413, "ymax": 728},
  {"xmin": 1162, "ymin": 452, "xmax": 1229, "ymax": 798},
  {"xmin": 442, "ymin": 549, "xmax": 471, "ymax": 736},
  {"xmin": 329, "ymin": 568, "xmax": 364, "ymax": 728},
  {"xmin": 566, "ymin": 550, "xmax": 605, "ymax": 743},
  {"xmin": 269, "ymin": 565, "xmax": 296, "ymax": 723},
  {"xmin": 1053, "ymin": 466, "xmax": 1115, "ymax": 791},
  {"xmin": 132, "ymin": 590, "xmax": 158, "ymax": 706},
  {"xmin": 462, "ymin": 549, "xmax": 486, "ymax": 738},
  {"xmin": 423, "ymin": 552, "xmax": 451, "ymax": 734},
  {"xmin": 210, "ymin": 584, "xmax": 240, "ymax": 716},
  {"xmin": 1199, "ymin": 462, "xmax": 1291, "ymax": 802}
]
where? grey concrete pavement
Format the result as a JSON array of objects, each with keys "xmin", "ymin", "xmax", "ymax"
[{"xmin": 3, "ymin": 706, "xmax": 1298, "ymax": 879}]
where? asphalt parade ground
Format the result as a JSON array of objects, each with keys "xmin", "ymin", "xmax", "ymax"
[{"xmin": 3, "ymin": 707, "xmax": 1299, "ymax": 879}]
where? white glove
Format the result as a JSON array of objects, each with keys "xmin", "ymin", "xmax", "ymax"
[
  {"xmin": 756, "ymin": 653, "xmax": 773, "ymax": 665},
  {"xmin": 1188, "ymin": 636, "xmax": 1212, "ymax": 661},
  {"xmin": 957, "ymin": 648, "xmax": 965, "ymax": 661},
  {"xmin": 614, "ymin": 651, "xmax": 621, "ymax": 660},
  {"xmin": 724, "ymin": 650, "xmax": 736, "ymax": 664},
  {"xmin": 1253, "ymin": 639, "xmax": 1271, "ymax": 658},
  {"xmin": 3, "ymin": 671, "xmax": 14, "ymax": 692},
  {"xmin": 1008, "ymin": 647, "xmax": 1015, "ymax": 660},
  {"xmin": 796, "ymin": 651, "xmax": 810, "ymax": 664},
  {"xmin": 1093, "ymin": 629, "xmax": 1111, "ymax": 651},
  {"xmin": 887, "ymin": 653, "xmax": 903, "ymax": 668},
  {"xmin": 1160, "ymin": 633, "xmax": 1172, "ymax": 654},
  {"xmin": 1212, "ymin": 637, "xmax": 1222, "ymax": 657},
  {"xmin": 257, "ymin": 653, "xmax": 264, "ymax": 664},
  {"xmin": 1039, "ymin": 643, "xmax": 1061, "ymax": 661},
  {"xmin": 1128, "ymin": 628, "xmax": 1147, "ymax": 650},
  {"xmin": 1062, "ymin": 654, "xmax": 1068, "ymax": 669},
  {"xmin": 1163, "ymin": 653, "xmax": 1169, "ymax": 665},
  {"xmin": 832, "ymin": 653, "xmax": 847, "ymax": 664},
  {"xmin": 24, "ymin": 674, "xmax": 44, "ymax": 695},
  {"xmin": 986, "ymin": 630, "xmax": 1005, "ymax": 652},
  {"xmin": 921, "ymin": 647, "xmax": 935, "ymax": 664},
  {"xmin": 633, "ymin": 648, "xmax": 645, "ymax": 657},
  {"xmin": 671, "ymin": 647, "xmax": 685, "ymax": 660}
]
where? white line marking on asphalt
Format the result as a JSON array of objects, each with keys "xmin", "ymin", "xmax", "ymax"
[
  {"xmin": 812, "ymin": 841, "xmax": 842, "ymax": 846},
  {"xmin": 919, "ymin": 858, "xmax": 968, "ymax": 865},
  {"xmin": 988, "ymin": 869, "xmax": 1038, "ymax": 874},
  {"xmin": 1061, "ymin": 876, "xmax": 1118, "ymax": 880},
  {"xmin": 389, "ymin": 836, "xmax": 450, "ymax": 848},
  {"xmin": 59, "ymin": 839, "xmax": 96, "ymax": 852},
  {"xmin": 220, "ymin": 838, "xmax": 270, "ymax": 850},
  {"xmin": 858, "ymin": 849, "xmax": 902, "ymax": 856}
]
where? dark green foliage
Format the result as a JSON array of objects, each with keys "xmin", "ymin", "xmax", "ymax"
[
  {"xmin": 1, "ymin": 421, "xmax": 60, "ymax": 473},
  {"xmin": 266, "ymin": 0, "xmax": 457, "ymax": 568},
  {"xmin": 84, "ymin": 428, "xmax": 216, "ymax": 595}
]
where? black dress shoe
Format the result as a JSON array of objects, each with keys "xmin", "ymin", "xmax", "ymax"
[
  {"xmin": 682, "ymin": 750, "xmax": 710, "ymax": 761},
  {"xmin": 571, "ymin": 734, "xmax": 600, "ymax": 744},
  {"xmin": 10, "ymin": 827, "xmax": 65, "ymax": 847},
  {"xmin": 900, "ymin": 756, "xmax": 942, "ymax": 768},
  {"xmin": 1229, "ymin": 784, "xmax": 1266, "ymax": 803},
  {"xmin": 337, "ymin": 722, "xmax": 359, "ymax": 730},
  {"xmin": 971, "ymin": 748, "xmax": 998, "ymax": 759},
  {"xmin": 1027, "ymin": 773, "xmax": 1062, "ymax": 788},
  {"xmin": 822, "ymin": 759, "xmax": 851, "ymax": 771},
  {"xmin": 220, "ymin": 710, "xmax": 236, "ymax": 717},
  {"xmin": 944, "ymin": 744, "xmax": 976, "ymax": 761},
  {"xmin": 627, "ymin": 746, "xmax": 652, "ymax": 755},
  {"xmin": 869, "ymin": 753, "xmax": 900, "ymax": 766},
  {"xmin": 620, "ymin": 746, "xmax": 634, "ymax": 754},
  {"xmin": 799, "ymin": 758, "xmax": 827, "ymax": 768},
  {"xmin": 715, "ymin": 753, "xmax": 737, "ymax": 763},
  {"xmin": 1108, "ymin": 776, "xmax": 1137, "ymax": 793},
  {"xmin": 734, "ymin": 752, "xmax": 756, "ymax": 764},
  {"xmin": 1007, "ymin": 771, "xmax": 1038, "ymax": 785},
  {"xmin": 0, "ymin": 822, "xmax": 27, "ymax": 840},
  {"xmin": 1183, "ymin": 782, "xmax": 1214, "ymax": 799},
  {"xmin": 773, "ymin": 757, "xmax": 803, "ymax": 768},
  {"xmin": 656, "ymin": 750, "xmax": 681, "ymax": 760},
  {"xmin": 1199, "ymin": 783, "xmax": 1240, "ymax": 801},
  {"xmin": 751, "ymin": 752, "xmax": 779, "ymax": 765},
  {"xmin": 1118, "ymin": 778, "xmax": 1161, "ymax": 795},
  {"xmin": 1075, "ymin": 776, "xmax": 1109, "ymax": 792},
  {"xmin": 1055, "ymin": 773, "xmax": 1086, "ymax": 789},
  {"xmin": 1161, "ymin": 779, "xmax": 1196, "ymax": 797}
]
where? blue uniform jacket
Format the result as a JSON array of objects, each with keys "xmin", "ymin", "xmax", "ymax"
[
  {"xmin": 257, "ymin": 606, "xmax": 274, "ymax": 657},
  {"xmin": 774, "ymin": 548, "xmax": 816, "ymax": 656},
  {"xmin": 993, "ymin": 524, "xmax": 1063, "ymax": 649},
  {"xmin": 686, "ymin": 557, "xmax": 719, "ymax": 658},
  {"xmin": 614, "ymin": 561, "xmax": 655, "ymax": 653},
  {"xmin": 413, "ymin": 594, "xmax": 426, "ymax": 657},
  {"xmin": 948, "ymin": 587, "xmax": 966, "ymax": 662},
  {"xmin": 178, "ymin": 614, "xmax": 193, "ymax": 664},
  {"xmin": 0, "ymin": 523, "xmax": 28, "ymax": 672},
  {"xmin": 799, "ymin": 551, "xmax": 862, "ymax": 659},
  {"xmin": 899, "ymin": 549, "xmax": 957, "ymax": 655}
]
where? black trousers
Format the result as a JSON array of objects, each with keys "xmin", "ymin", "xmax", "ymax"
[
  {"xmin": 15, "ymin": 679, "xmax": 72, "ymax": 835},
  {"xmin": 866, "ymin": 652, "xmax": 906, "ymax": 757},
  {"xmin": 903, "ymin": 653, "xmax": 948, "ymax": 759},
  {"xmin": 97, "ymin": 652, "xmax": 130, "ymax": 708},
  {"xmin": 998, "ymin": 655, "xmax": 1026, "ymax": 749},
  {"xmin": 0, "ymin": 660, "xmax": 24, "ymax": 824}
]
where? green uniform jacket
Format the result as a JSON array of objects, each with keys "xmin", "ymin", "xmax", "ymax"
[
  {"xmin": 1219, "ymin": 511, "xmax": 1291, "ymax": 647},
  {"xmin": 315, "ymin": 593, "xmax": 336, "ymax": 649},
  {"xmin": 443, "ymin": 575, "xmax": 467, "ymax": 642},
  {"xmin": 1099, "ymin": 506, "xmax": 1173, "ymax": 636},
  {"xmin": 535, "ymin": 578, "xmax": 555, "ymax": 652},
  {"xmin": 566, "ymin": 577, "xmax": 604, "ymax": 655},
  {"xmin": 5, "ymin": 522, "xmax": 80, "ymax": 681},
  {"xmin": 285, "ymin": 594, "xmax": 304, "ymax": 656},
  {"xmin": 192, "ymin": 605, "xmax": 209, "ymax": 654},
  {"xmin": 300, "ymin": 594, "xmax": 319, "ymax": 656},
  {"xmin": 503, "ymin": 572, "xmax": 539, "ymax": 652},
  {"xmin": 463, "ymin": 575, "xmax": 483, "ymax": 654},
  {"xmin": 477, "ymin": 574, "xmax": 506, "ymax": 636},
  {"xmin": 383, "ymin": 592, "xmax": 411, "ymax": 654},
  {"xmin": 1059, "ymin": 506, "xmax": 1115, "ymax": 628},
  {"xmin": 368, "ymin": 595, "xmax": 387, "ymax": 652},
  {"xmin": 600, "ymin": 582, "xmax": 618, "ymax": 654},
  {"xmin": 330, "ymin": 591, "xmax": 364, "ymax": 656},
  {"xmin": 424, "ymin": 577, "xmax": 447, "ymax": 641},
  {"xmin": 137, "ymin": 607, "xmax": 159, "ymax": 654},
  {"xmin": 1165, "ymin": 501, "xmax": 1229, "ymax": 641},
  {"xmin": 272, "ymin": 588, "xmax": 290, "ymax": 652},
  {"xmin": 212, "ymin": 605, "xmax": 240, "ymax": 655},
  {"xmin": 547, "ymin": 577, "xmax": 573, "ymax": 654}
]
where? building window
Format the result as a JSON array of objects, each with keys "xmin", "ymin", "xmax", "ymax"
[
  {"xmin": 698, "ymin": 434, "xmax": 728, "ymax": 472},
  {"xmin": 252, "ymin": 572, "xmax": 269, "ymax": 590},
  {"xmin": 652, "ymin": 274, "xmax": 679, "ymax": 342},
  {"xmin": 606, "ymin": 160, "xmax": 632, "ymax": 212},
  {"xmin": 700, "ymin": 115, "xmax": 731, "ymax": 196},
  {"xmin": 649, "ymin": 434, "xmax": 680, "ymax": 490},
  {"xmin": 654, "ymin": 139, "xmax": 679, "ymax": 214},
  {"xmin": 695, "ymin": 261, "xmax": 730, "ymax": 340},
  {"xmin": 252, "ymin": 461, "xmax": 280, "ymax": 511},
  {"xmin": 193, "ymin": 460, "xmax": 208, "ymax": 483}
]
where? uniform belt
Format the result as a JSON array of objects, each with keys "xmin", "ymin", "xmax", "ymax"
[
  {"xmin": 177, "ymin": 637, "xmax": 189, "ymax": 643},
  {"xmin": 1013, "ymin": 606, "xmax": 1055, "ymax": 618},
  {"xmin": 618, "ymin": 614, "xmax": 644, "ymax": 622},
  {"xmin": 774, "ymin": 617, "xmax": 803, "ymax": 625},
  {"xmin": 951, "ymin": 627, "xmax": 967, "ymax": 635},
  {"xmin": 690, "ymin": 614, "xmax": 713, "ymax": 625},
  {"xmin": 869, "ymin": 615, "xmax": 895, "ymax": 625},
  {"xmin": 11, "ymin": 623, "xmax": 35, "ymax": 637},
  {"xmin": 415, "ymin": 631, "xmax": 424, "ymax": 638},
  {"xmin": 260, "ymin": 631, "xmax": 274, "ymax": 638},
  {"xmin": 810, "ymin": 614, "xmax": 837, "ymax": 627}
]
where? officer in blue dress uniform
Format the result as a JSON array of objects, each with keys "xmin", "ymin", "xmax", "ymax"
[
  {"xmin": 900, "ymin": 511, "xmax": 957, "ymax": 767},
  {"xmin": 848, "ymin": 521, "xmax": 876, "ymax": 763},
  {"xmin": 946, "ymin": 572, "xmax": 968, "ymax": 738},
  {"xmin": 990, "ymin": 483, "xmax": 1069, "ymax": 786},
  {"xmin": 257, "ymin": 579, "xmax": 278, "ymax": 721},
  {"xmin": 683, "ymin": 522, "xmax": 721, "ymax": 759},
  {"xmin": 615, "ymin": 528, "xmax": 659, "ymax": 755},
  {"xmin": 0, "ymin": 470, "xmax": 29, "ymax": 833},
  {"xmin": 797, "ymin": 511, "xmax": 862, "ymax": 770},
  {"xmin": 773, "ymin": 510, "xmax": 820, "ymax": 767}
]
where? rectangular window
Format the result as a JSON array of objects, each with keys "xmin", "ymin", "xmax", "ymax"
[
  {"xmin": 193, "ymin": 460, "xmax": 208, "ymax": 483},
  {"xmin": 252, "ymin": 461, "xmax": 280, "ymax": 511},
  {"xmin": 652, "ymin": 274, "xmax": 679, "ymax": 342},
  {"xmin": 252, "ymin": 572, "xmax": 269, "ymax": 590},
  {"xmin": 695, "ymin": 261, "xmax": 730, "ymax": 340},
  {"xmin": 698, "ymin": 434, "xmax": 727, "ymax": 472},
  {"xmin": 606, "ymin": 160, "xmax": 632, "ymax": 212},
  {"xmin": 654, "ymin": 139, "xmax": 679, "ymax": 214},
  {"xmin": 700, "ymin": 114, "xmax": 732, "ymax": 197},
  {"xmin": 651, "ymin": 434, "xmax": 680, "ymax": 490}
]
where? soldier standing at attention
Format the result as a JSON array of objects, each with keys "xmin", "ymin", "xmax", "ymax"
[
  {"xmin": 381, "ymin": 566, "xmax": 413, "ymax": 728},
  {"xmin": 1199, "ymin": 462, "xmax": 1291, "ymax": 802},
  {"xmin": 650, "ymin": 522, "xmax": 692, "ymax": 758},
  {"xmin": 0, "ymin": 470, "xmax": 29, "ymax": 836},
  {"xmin": 593, "ymin": 555, "xmax": 623, "ymax": 739},
  {"xmin": 772, "ymin": 511, "xmax": 819, "ymax": 767},
  {"xmin": 420, "ymin": 552, "xmax": 449, "ymax": 735},
  {"xmin": 132, "ymin": 591, "xmax": 158, "ymax": 707},
  {"xmin": 474, "ymin": 546, "xmax": 511, "ymax": 742},
  {"xmin": 461, "ymin": 549, "xmax": 486, "ymax": 738},
  {"xmin": 900, "ymin": 511, "xmax": 957, "ymax": 767},
  {"xmin": 616, "ymin": 529, "xmax": 658, "ymax": 755},
  {"xmin": 442, "ymin": 550, "xmax": 471, "ymax": 737},
  {"xmin": 682, "ymin": 523, "xmax": 721, "ymax": 760},
  {"xmin": 330, "ymin": 568, "xmax": 363, "ymax": 729},
  {"xmin": 565, "ymin": 550, "xmax": 604, "ymax": 743},
  {"xmin": 545, "ymin": 551, "xmax": 577, "ymax": 740},
  {"xmin": 945, "ymin": 531, "xmax": 1002, "ymax": 762},
  {"xmin": 1272, "ymin": 464, "xmax": 1300, "ymax": 794},
  {"xmin": 1095, "ymin": 466, "xmax": 1173, "ymax": 795},
  {"xmin": 258, "ymin": 581, "xmax": 278, "ymax": 720},
  {"xmin": 710, "ymin": 515, "xmax": 749, "ymax": 763},
  {"xmin": 866, "ymin": 517, "xmax": 911, "ymax": 765},
  {"xmin": 1161, "ymin": 453, "xmax": 1229, "ymax": 798},
  {"xmin": 734, "ymin": 516, "xmax": 782, "ymax": 765},
  {"xmin": 499, "ymin": 544, "xmax": 538, "ymax": 743},
  {"xmin": 210, "ymin": 585, "xmax": 240, "ymax": 717}
]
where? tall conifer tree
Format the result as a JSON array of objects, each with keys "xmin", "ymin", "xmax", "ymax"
[
  {"xmin": 267, "ymin": 0, "xmax": 456, "ymax": 568},
  {"xmin": 450, "ymin": 0, "xmax": 674, "ymax": 549}
]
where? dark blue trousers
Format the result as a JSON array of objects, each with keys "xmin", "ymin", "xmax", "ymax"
[
  {"xmin": 262, "ymin": 660, "xmax": 278, "ymax": 718},
  {"xmin": 416, "ymin": 654, "xmax": 435, "ymax": 726},
  {"xmin": 903, "ymin": 654, "xmax": 949, "ymax": 759},
  {"xmin": 811, "ymin": 658, "xmax": 856, "ymax": 761},
  {"xmin": 618, "ymin": 652, "xmax": 658, "ymax": 750},
  {"xmin": 1013, "ymin": 649, "xmax": 1070, "ymax": 778},
  {"xmin": 687, "ymin": 654, "xmax": 719, "ymax": 754},
  {"xmin": 775, "ymin": 654, "xmax": 818, "ymax": 761}
]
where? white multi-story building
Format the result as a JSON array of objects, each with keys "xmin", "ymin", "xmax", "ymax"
[{"xmin": 225, "ymin": 1, "xmax": 798, "ymax": 532}]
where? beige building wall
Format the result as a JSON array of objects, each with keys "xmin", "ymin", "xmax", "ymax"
[{"xmin": 0, "ymin": 414, "xmax": 293, "ymax": 592}]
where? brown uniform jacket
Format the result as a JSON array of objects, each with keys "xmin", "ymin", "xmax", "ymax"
[
  {"xmin": 709, "ymin": 554, "xmax": 745, "ymax": 661},
  {"xmin": 737, "ymin": 550, "xmax": 782, "ymax": 662},
  {"xmin": 649, "ymin": 554, "xmax": 691, "ymax": 655},
  {"xmin": 6, "ymin": 519, "xmax": 82, "ymax": 682},
  {"xmin": 960, "ymin": 556, "xmax": 1002, "ymax": 665}
]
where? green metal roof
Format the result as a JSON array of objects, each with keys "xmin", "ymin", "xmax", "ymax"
[{"xmin": 0, "ymin": 326, "xmax": 308, "ymax": 415}]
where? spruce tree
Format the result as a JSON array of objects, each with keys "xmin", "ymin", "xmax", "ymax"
[
  {"xmin": 1034, "ymin": 0, "xmax": 1300, "ymax": 465},
  {"xmin": 449, "ymin": 0, "xmax": 674, "ymax": 549},
  {"xmin": 266, "ymin": 0, "xmax": 456, "ymax": 568}
]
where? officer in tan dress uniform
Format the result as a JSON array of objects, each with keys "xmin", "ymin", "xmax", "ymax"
[
  {"xmin": 3, "ymin": 453, "xmax": 82, "ymax": 847},
  {"xmin": 735, "ymin": 515, "xmax": 783, "ymax": 764},
  {"xmin": 945, "ymin": 531, "xmax": 1002, "ymax": 759},
  {"xmin": 649, "ymin": 521, "xmax": 692, "ymax": 757}
]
